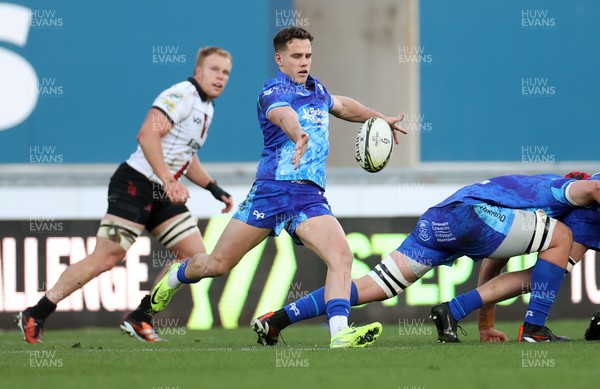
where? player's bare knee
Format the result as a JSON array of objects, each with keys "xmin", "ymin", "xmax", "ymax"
[
  {"xmin": 558, "ymin": 221, "xmax": 573, "ymax": 243},
  {"xmin": 326, "ymin": 246, "xmax": 353, "ymax": 270},
  {"xmin": 550, "ymin": 221, "xmax": 573, "ymax": 251},
  {"xmin": 326, "ymin": 257, "xmax": 352, "ymax": 274}
]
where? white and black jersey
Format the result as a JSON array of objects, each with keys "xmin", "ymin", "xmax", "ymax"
[{"xmin": 126, "ymin": 77, "xmax": 214, "ymax": 184}]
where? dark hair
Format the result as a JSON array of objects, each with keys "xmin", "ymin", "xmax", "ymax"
[{"xmin": 273, "ymin": 27, "xmax": 314, "ymax": 52}]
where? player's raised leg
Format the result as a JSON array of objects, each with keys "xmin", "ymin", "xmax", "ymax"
[{"xmin": 149, "ymin": 218, "xmax": 271, "ymax": 313}]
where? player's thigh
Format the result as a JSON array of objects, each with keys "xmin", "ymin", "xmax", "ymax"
[
  {"xmin": 489, "ymin": 209, "xmax": 562, "ymax": 259},
  {"xmin": 103, "ymin": 214, "xmax": 144, "ymax": 231},
  {"xmin": 295, "ymin": 215, "xmax": 351, "ymax": 267},
  {"xmin": 150, "ymin": 213, "xmax": 205, "ymax": 258},
  {"xmin": 210, "ymin": 218, "xmax": 271, "ymax": 268}
]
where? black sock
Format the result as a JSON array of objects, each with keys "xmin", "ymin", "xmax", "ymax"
[
  {"xmin": 128, "ymin": 295, "xmax": 154, "ymax": 323},
  {"xmin": 29, "ymin": 295, "xmax": 57, "ymax": 321},
  {"xmin": 524, "ymin": 322, "xmax": 543, "ymax": 331},
  {"xmin": 270, "ymin": 309, "xmax": 292, "ymax": 331}
]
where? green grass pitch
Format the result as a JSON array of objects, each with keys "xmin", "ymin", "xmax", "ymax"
[{"xmin": 0, "ymin": 320, "xmax": 597, "ymax": 389}]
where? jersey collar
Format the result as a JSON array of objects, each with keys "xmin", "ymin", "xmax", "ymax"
[
  {"xmin": 275, "ymin": 70, "xmax": 316, "ymax": 91},
  {"xmin": 187, "ymin": 77, "xmax": 213, "ymax": 105}
]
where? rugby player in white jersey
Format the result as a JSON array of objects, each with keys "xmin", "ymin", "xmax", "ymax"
[{"xmin": 17, "ymin": 47, "xmax": 234, "ymax": 343}]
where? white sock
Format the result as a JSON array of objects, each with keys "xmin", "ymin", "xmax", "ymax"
[
  {"xmin": 329, "ymin": 315, "xmax": 349, "ymax": 338},
  {"xmin": 167, "ymin": 268, "xmax": 183, "ymax": 290}
]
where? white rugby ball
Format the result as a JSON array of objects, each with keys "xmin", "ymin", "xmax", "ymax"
[{"xmin": 355, "ymin": 117, "xmax": 394, "ymax": 173}]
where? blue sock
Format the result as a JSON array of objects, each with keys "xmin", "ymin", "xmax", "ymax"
[
  {"xmin": 325, "ymin": 298, "xmax": 350, "ymax": 320},
  {"xmin": 525, "ymin": 258, "xmax": 564, "ymax": 326},
  {"xmin": 448, "ymin": 290, "xmax": 483, "ymax": 322},
  {"xmin": 284, "ymin": 282, "xmax": 358, "ymax": 324},
  {"xmin": 176, "ymin": 259, "xmax": 197, "ymax": 284}
]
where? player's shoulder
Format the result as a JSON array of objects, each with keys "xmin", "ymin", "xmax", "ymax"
[
  {"xmin": 260, "ymin": 74, "xmax": 290, "ymax": 95},
  {"xmin": 159, "ymin": 79, "xmax": 196, "ymax": 100}
]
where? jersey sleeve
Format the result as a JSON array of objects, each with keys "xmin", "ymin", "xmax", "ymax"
[
  {"xmin": 322, "ymin": 84, "xmax": 334, "ymax": 110},
  {"xmin": 259, "ymin": 86, "xmax": 294, "ymax": 118},
  {"xmin": 551, "ymin": 178, "xmax": 578, "ymax": 205},
  {"xmin": 152, "ymin": 84, "xmax": 194, "ymax": 124}
]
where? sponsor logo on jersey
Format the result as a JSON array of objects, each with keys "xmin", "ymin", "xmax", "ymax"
[
  {"xmin": 161, "ymin": 98, "xmax": 175, "ymax": 112},
  {"xmin": 476, "ymin": 205, "xmax": 507, "ymax": 222},
  {"xmin": 418, "ymin": 220, "xmax": 430, "ymax": 241},
  {"xmin": 300, "ymin": 107, "xmax": 327, "ymax": 125},
  {"xmin": 187, "ymin": 139, "xmax": 200, "ymax": 152}
]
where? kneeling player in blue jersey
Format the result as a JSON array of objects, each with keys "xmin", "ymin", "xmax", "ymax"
[
  {"xmin": 468, "ymin": 203, "xmax": 600, "ymax": 342},
  {"xmin": 252, "ymin": 173, "xmax": 600, "ymax": 344}
]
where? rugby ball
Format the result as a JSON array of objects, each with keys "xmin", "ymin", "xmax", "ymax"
[{"xmin": 355, "ymin": 117, "xmax": 394, "ymax": 173}]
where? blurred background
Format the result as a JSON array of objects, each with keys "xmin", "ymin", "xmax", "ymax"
[{"xmin": 0, "ymin": 0, "xmax": 598, "ymax": 330}]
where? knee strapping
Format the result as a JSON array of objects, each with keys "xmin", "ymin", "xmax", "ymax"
[
  {"xmin": 97, "ymin": 219, "xmax": 142, "ymax": 250},
  {"xmin": 367, "ymin": 255, "xmax": 414, "ymax": 298},
  {"xmin": 525, "ymin": 210, "xmax": 556, "ymax": 253},
  {"xmin": 155, "ymin": 212, "xmax": 199, "ymax": 249}
]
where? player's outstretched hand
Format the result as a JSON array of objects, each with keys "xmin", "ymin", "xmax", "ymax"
[
  {"xmin": 479, "ymin": 327, "xmax": 509, "ymax": 343},
  {"xmin": 293, "ymin": 132, "xmax": 309, "ymax": 169},
  {"xmin": 382, "ymin": 114, "xmax": 406, "ymax": 144}
]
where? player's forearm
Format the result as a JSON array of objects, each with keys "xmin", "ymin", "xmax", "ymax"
[
  {"xmin": 184, "ymin": 156, "xmax": 213, "ymax": 188},
  {"xmin": 569, "ymin": 180, "xmax": 600, "ymax": 206},
  {"xmin": 272, "ymin": 108, "xmax": 306, "ymax": 143},
  {"xmin": 476, "ymin": 258, "xmax": 506, "ymax": 329},
  {"xmin": 332, "ymin": 95, "xmax": 382, "ymax": 123},
  {"xmin": 477, "ymin": 258, "xmax": 507, "ymax": 288}
]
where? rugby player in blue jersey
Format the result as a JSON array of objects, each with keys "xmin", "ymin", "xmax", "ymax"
[
  {"xmin": 472, "ymin": 189, "xmax": 600, "ymax": 342},
  {"xmin": 251, "ymin": 173, "xmax": 600, "ymax": 344},
  {"xmin": 149, "ymin": 27, "xmax": 406, "ymax": 348}
]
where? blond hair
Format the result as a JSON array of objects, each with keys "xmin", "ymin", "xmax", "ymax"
[{"xmin": 195, "ymin": 46, "xmax": 232, "ymax": 68}]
